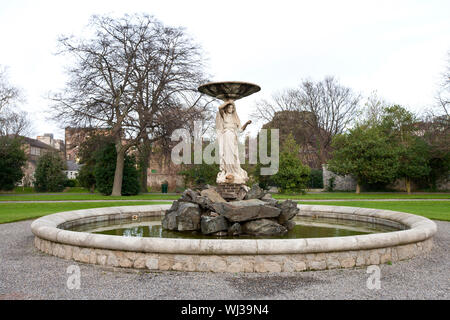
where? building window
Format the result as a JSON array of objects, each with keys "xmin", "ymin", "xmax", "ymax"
[{"xmin": 30, "ymin": 147, "xmax": 40, "ymax": 156}]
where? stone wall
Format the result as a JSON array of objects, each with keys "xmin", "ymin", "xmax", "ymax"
[
  {"xmin": 323, "ymin": 164, "xmax": 450, "ymax": 192},
  {"xmin": 34, "ymin": 237, "xmax": 433, "ymax": 272},
  {"xmin": 147, "ymin": 148, "xmax": 184, "ymax": 192},
  {"xmin": 436, "ymin": 175, "xmax": 450, "ymax": 191},
  {"xmin": 147, "ymin": 173, "xmax": 184, "ymax": 192},
  {"xmin": 322, "ymin": 165, "xmax": 357, "ymax": 191}
]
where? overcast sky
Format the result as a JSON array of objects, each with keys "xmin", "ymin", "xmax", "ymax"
[{"xmin": 0, "ymin": 0, "xmax": 449, "ymax": 140}]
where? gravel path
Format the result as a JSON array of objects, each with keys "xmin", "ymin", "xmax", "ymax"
[{"xmin": 0, "ymin": 219, "xmax": 448, "ymax": 300}]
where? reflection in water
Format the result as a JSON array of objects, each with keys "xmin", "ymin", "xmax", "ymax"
[
  {"xmin": 68, "ymin": 216, "xmax": 399, "ymax": 240},
  {"xmin": 123, "ymin": 227, "xmax": 144, "ymax": 238}
]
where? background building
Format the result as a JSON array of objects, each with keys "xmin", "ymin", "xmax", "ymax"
[
  {"xmin": 65, "ymin": 160, "xmax": 81, "ymax": 180},
  {"xmin": 20, "ymin": 136, "xmax": 62, "ymax": 186},
  {"xmin": 36, "ymin": 133, "xmax": 65, "ymax": 153}
]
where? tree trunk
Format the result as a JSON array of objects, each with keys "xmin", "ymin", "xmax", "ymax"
[
  {"xmin": 356, "ymin": 181, "xmax": 361, "ymax": 194},
  {"xmin": 317, "ymin": 141, "xmax": 327, "ymax": 167},
  {"xmin": 138, "ymin": 136, "xmax": 152, "ymax": 193},
  {"xmin": 405, "ymin": 177, "xmax": 411, "ymax": 195},
  {"xmin": 111, "ymin": 144, "xmax": 125, "ymax": 196},
  {"xmin": 140, "ymin": 153, "xmax": 149, "ymax": 193}
]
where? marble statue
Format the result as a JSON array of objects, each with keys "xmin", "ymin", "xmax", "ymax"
[{"xmin": 215, "ymin": 99, "xmax": 251, "ymax": 184}]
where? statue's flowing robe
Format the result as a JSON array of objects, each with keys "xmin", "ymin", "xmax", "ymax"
[{"xmin": 215, "ymin": 110, "xmax": 248, "ymax": 184}]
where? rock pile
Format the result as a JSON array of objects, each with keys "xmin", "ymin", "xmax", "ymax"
[{"xmin": 162, "ymin": 184, "xmax": 299, "ymax": 236}]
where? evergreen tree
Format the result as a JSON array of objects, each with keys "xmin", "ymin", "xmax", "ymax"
[
  {"xmin": 380, "ymin": 105, "xmax": 431, "ymax": 193},
  {"xmin": 95, "ymin": 143, "xmax": 140, "ymax": 196},
  {"xmin": 0, "ymin": 136, "xmax": 27, "ymax": 191},
  {"xmin": 398, "ymin": 137, "xmax": 431, "ymax": 194},
  {"xmin": 34, "ymin": 152, "xmax": 67, "ymax": 192},
  {"xmin": 77, "ymin": 164, "xmax": 96, "ymax": 192},
  {"xmin": 77, "ymin": 133, "xmax": 115, "ymax": 192},
  {"xmin": 179, "ymin": 162, "xmax": 219, "ymax": 187},
  {"xmin": 271, "ymin": 134, "xmax": 310, "ymax": 193},
  {"xmin": 328, "ymin": 126, "xmax": 399, "ymax": 193}
]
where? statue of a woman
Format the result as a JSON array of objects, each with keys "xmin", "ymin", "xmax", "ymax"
[{"xmin": 216, "ymin": 100, "xmax": 251, "ymax": 184}]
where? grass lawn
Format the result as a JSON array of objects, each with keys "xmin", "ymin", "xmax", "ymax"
[
  {"xmin": 0, "ymin": 192, "xmax": 449, "ymax": 202},
  {"xmin": 0, "ymin": 201, "xmax": 171, "ymax": 224},
  {"xmin": 0, "ymin": 193, "xmax": 181, "ymax": 201},
  {"xmin": 302, "ymin": 201, "xmax": 450, "ymax": 221},
  {"xmin": 275, "ymin": 192, "xmax": 450, "ymax": 200},
  {"xmin": 1, "ymin": 197, "xmax": 447, "ymax": 225},
  {"xmin": 0, "ymin": 187, "xmax": 92, "ymax": 194}
]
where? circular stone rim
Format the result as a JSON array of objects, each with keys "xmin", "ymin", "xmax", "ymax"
[
  {"xmin": 198, "ymin": 81, "xmax": 261, "ymax": 101},
  {"xmin": 31, "ymin": 204, "xmax": 437, "ymax": 255}
]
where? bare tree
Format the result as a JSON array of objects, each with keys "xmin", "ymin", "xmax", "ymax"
[
  {"xmin": 0, "ymin": 66, "xmax": 21, "ymax": 112},
  {"xmin": 436, "ymin": 51, "xmax": 450, "ymax": 117},
  {"xmin": 359, "ymin": 91, "xmax": 389, "ymax": 126},
  {"xmin": 252, "ymin": 76, "xmax": 361, "ymax": 165},
  {"xmin": 0, "ymin": 108, "xmax": 32, "ymax": 136},
  {"xmin": 251, "ymin": 88, "xmax": 300, "ymax": 123},
  {"xmin": 128, "ymin": 24, "xmax": 212, "ymax": 191},
  {"xmin": 135, "ymin": 95, "xmax": 214, "ymax": 192},
  {"xmin": 423, "ymin": 53, "xmax": 450, "ymax": 158},
  {"xmin": 0, "ymin": 66, "xmax": 31, "ymax": 136},
  {"xmin": 51, "ymin": 14, "xmax": 210, "ymax": 195},
  {"xmin": 420, "ymin": 50, "xmax": 450, "ymax": 167}
]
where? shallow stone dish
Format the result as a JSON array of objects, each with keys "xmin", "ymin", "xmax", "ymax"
[
  {"xmin": 198, "ymin": 81, "xmax": 261, "ymax": 101},
  {"xmin": 31, "ymin": 204, "xmax": 437, "ymax": 273}
]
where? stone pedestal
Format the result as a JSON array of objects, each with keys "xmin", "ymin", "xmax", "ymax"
[{"xmin": 217, "ymin": 183, "xmax": 244, "ymax": 200}]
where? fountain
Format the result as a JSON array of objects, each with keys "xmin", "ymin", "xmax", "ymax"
[
  {"xmin": 160, "ymin": 81, "xmax": 300, "ymax": 237},
  {"xmin": 31, "ymin": 204, "xmax": 436, "ymax": 272},
  {"xmin": 30, "ymin": 81, "xmax": 437, "ymax": 272}
]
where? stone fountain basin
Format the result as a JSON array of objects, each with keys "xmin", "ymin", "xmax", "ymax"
[
  {"xmin": 31, "ymin": 204, "xmax": 437, "ymax": 272},
  {"xmin": 198, "ymin": 81, "xmax": 261, "ymax": 101}
]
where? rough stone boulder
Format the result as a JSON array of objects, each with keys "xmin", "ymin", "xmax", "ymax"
[
  {"xmin": 236, "ymin": 185, "xmax": 250, "ymax": 201},
  {"xmin": 200, "ymin": 188, "xmax": 226, "ymax": 204},
  {"xmin": 277, "ymin": 200, "xmax": 299, "ymax": 224},
  {"xmin": 260, "ymin": 193, "xmax": 278, "ymax": 206},
  {"xmin": 161, "ymin": 211, "xmax": 178, "ymax": 231},
  {"xmin": 228, "ymin": 222, "xmax": 242, "ymax": 236},
  {"xmin": 161, "ymin": 202, "xmax": 201, "ymax": 231},
  {"xmin": 180, "ymin": 189, "xmax": 201, "ymax": 202},
  {"xmin": 244, "ymin": 184, "xmax": 265, "ymax": 200},
  {"xmin": 282, "ymin": 219, "xmax": 296, "ymax": 231},
  {"xmin": 162, "ymin": 189, "xmax": 298, "ymax": 237},
  {"xmin": 179, "ymin": 188, "xmax": 226, "ymax": 212},
  {"xmin": 167, "ymin": 200, "xmax": 180, "ymax": 212},
  {"xmin": 199, "ymin": 184, "xmax": 216, "ymax": 191},
  {"xmin": 241, "ymin": 219, "xmax": 288, "ymax": 236},
  {"xmin": 201, "ymin": 215, "xmax": 229, "ymax": 235},
  {"xmin": 212, "ymin": 199, "xmax": 281, "ymax": 223}
]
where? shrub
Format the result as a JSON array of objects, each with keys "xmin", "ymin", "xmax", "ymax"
[
  {"xmin": 78, "ymin": 164, "xmax": 96, "ymax": 192},
  {"xmin": 308, "ymin": 169, "xmax": 323, "ymax": 189},
  {"xmin": 94, "ymin": 143, "xmax": 140, "ymax": 196},
  {"xmin": 0, "ymin": 136, "xmax": 27, "ymax": 191},
  {"xmin": 179, "ymin": 162, "xmax": 219, "ymax": 187},
  {"xmin": 34, "ymin": 152, "xmax": 67, "ymax": 192},
  {"xmin": 328, "ymin": 125, "xmax": 399, "ymax": 193},
  {"xmin": 64, "ymin": 179, "xmax": 77, "ymax": 188},
  {"xmin": 326, "ymin": 176, "xmax": 335, "ymax": 192},
  {"xmin": 271, "ymin": 134, "xmax": 310, "ymax": 193}
]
